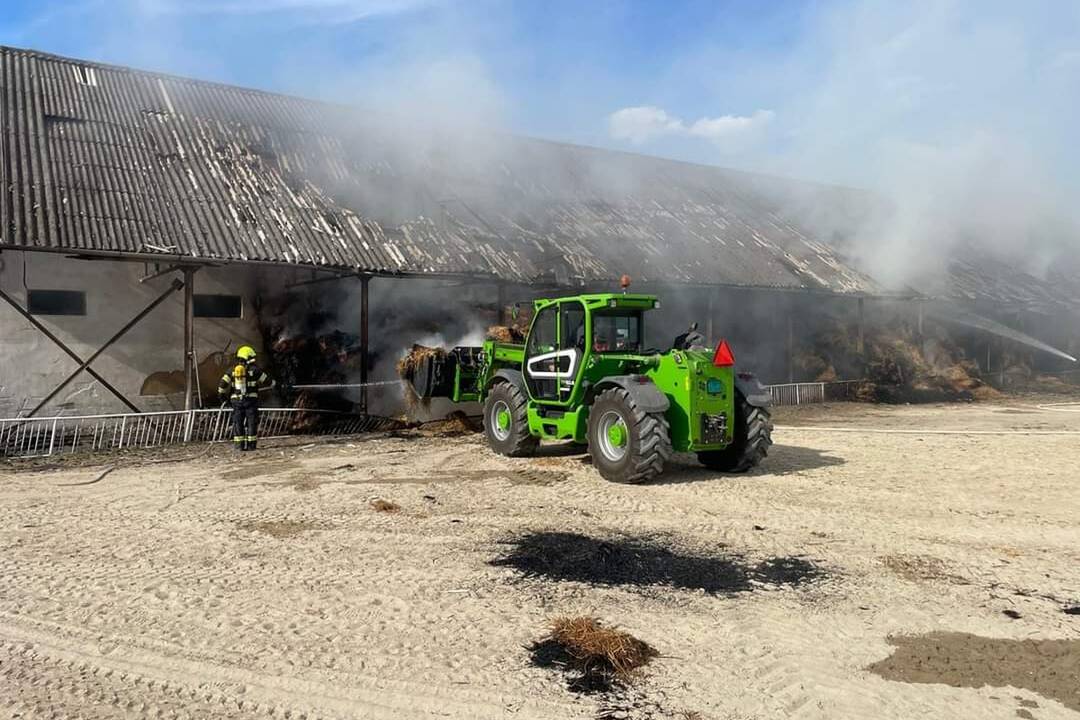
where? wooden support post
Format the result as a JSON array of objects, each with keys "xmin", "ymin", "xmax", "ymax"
[
  {"xmin": 787, "ymin": 311, "xmax": 795, "ymax": 384},
  {"xmin": 497, "ymin": 282, "xmax": 507, "ymax": 326},
  {"xmin": 183, "ymin": 267, "xmax": 195, "ymax": 412},
  {"xmin": 706, "ymin": 288, "xmax": 715, "ymax": 345},
  {"xmin": 857, "ymin": 297, "xmax": 865, "ymax": 355},
  {"xmin": 360, "ymin": 275, "xmax": 370, "ymax": 413}
]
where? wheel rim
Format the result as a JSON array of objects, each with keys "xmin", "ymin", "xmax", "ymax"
[
  {"xmin": 596, "ymin": 410, "xmax": 629, "ymax": 462},
  {"xmin": 490, "ymin": 400, "xmax": 512, "ymax": 441}
]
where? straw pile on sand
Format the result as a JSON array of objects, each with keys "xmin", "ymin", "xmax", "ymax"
[
  {"xmin": 414, "ymin": 411, "xmax": 481, "ymax": 437},
  {"xmin": 544, "ymin": 616, "xmax": 658, "ymax": 681}
]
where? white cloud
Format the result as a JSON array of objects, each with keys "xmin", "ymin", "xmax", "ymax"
[
  {"xmin": 607, "ymin": 106, "xmax": 684, "ymax": 144},
  {"xmin": 608, "ymin": 105, "xmax": 774, "ymax": 146},
  {"xmin": 687, "ymin": 110, "xmax": 775, "ymax": 141}
]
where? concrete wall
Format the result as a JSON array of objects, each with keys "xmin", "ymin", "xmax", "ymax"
[{"xmin": 0, "ymin": 250, "xmax": 265, "ymax": 418}]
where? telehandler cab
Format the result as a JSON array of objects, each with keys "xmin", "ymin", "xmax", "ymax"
[{"xmin": 407, "ymin": 290, "xmax": 773, "ymax": 483}]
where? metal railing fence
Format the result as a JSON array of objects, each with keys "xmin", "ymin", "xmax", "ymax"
[
  {"xmin": 0, "ymin": 408, "xmax": 401, "ymax": 459},
  {"xmin": 766, "ymin": 380, "xmax": 865, "ymax": 406}
]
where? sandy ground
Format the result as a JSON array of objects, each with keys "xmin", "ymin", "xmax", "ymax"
[{"xmin": 1, "ymin": 398, "xmax": 1079, "ymax": 719}]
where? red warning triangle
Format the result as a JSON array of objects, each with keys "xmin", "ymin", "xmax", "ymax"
[{"xmin": 713, "ymin": 339, "xmax": 736, "ymax": 367}]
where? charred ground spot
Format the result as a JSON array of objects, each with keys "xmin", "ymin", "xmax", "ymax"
[
  {"xmin": 491, "ymin": 531, "xmax": 824, "ymax": 595},
  {"xmin": 530, "ymin": 637, "xmax": 621, "ymax": 694}
]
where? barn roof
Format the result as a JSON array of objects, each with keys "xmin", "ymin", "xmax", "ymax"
[{"xmin": 0, "ymin": 45, "xmax": 884, "ymax": 295}]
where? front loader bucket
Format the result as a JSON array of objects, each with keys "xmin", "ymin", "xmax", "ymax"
[
  {"xmin": 399, "ymin": 345, "xmax": 485, "ymax": 402},
  {"xmin": 400, "ymin": 345, "xmax": 454, "ymax": 400}
]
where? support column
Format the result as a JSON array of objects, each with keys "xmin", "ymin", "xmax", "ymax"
[
  {"xmin": 857, "ymin": 297, "xmax": 865, "ymax": 355},
  {"xmin": 917, "ymin": 300, "xmax": 924, "ymax": 336},
  {"xmin": 360, "ymin": 275, "xmax": 370, "ymax": 413},
  {"xmin": 183, "ymin": 267, "xmax": 195, "ymax": 412},
  {"xmin": 787, "ymin": 311, "xmax": 795, "ymax": 384},
  {"xmin": 706, "ymin": 288, "xmax": 715, "ymax": 345},
  {"xmin": 497, "ymin": 282, "xmax": 507, "ymax": 326}
]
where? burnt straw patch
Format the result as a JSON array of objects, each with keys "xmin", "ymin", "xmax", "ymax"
[
  {"xmin": 492, "ymin": 531, "xmax": 823, "ymax": 594},
  {"xmin": 529, "ymin": 616, "xmax": 658, "ymax": 695}
]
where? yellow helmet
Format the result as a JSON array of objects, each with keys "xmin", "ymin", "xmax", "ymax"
[{"xmin": 236, "ymin": 345, "xmax": 257, "ymax": 361}]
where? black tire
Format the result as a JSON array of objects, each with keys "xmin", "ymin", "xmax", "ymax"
[
  {"xmin": 587, "ymin": 387, "xmax": 672, "ymax": 484},
  {"xmin": 483, "ymin": 381, "xmax": 538, "ymax": 457},
  {"xmin": 698, "ymin": 390, "xmax": 773, "ymax": 473}
]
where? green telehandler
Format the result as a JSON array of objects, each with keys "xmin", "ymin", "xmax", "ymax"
[{"xmin": 407, "ymin": 290, "xmax": 773, "ymax": 483}]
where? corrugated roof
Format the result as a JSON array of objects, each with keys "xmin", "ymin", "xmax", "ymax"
[
  {"xmin": 946, "ymin": 246, "xmax": 1079, "ymax": 315},
  {"xmin": 1, "ymin": 45, "xmax": 886, "ymax": 293}
]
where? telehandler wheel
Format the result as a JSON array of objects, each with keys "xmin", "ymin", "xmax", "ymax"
[
  {"xmin": 697, "ymin": 390, "xmax": 773, "ymax": 473},
  {"xmin": 587, "ymin": 387, "xmax": 673, "ymax": 484},
  {"xmin": 484, "ymin": 381, "xmax": 538, "ymax": 457}
]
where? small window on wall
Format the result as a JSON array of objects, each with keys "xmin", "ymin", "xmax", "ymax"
[
  {"xmin": 27, "ymin": 290, "xmax": 86, "ymax": 316},
  {"xmin": 193, "ymin": 294, "xmax": 242, "ymax": 319}
]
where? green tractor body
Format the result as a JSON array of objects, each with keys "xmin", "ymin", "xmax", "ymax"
[{"xmin": 409, "ymin": 292, "xmax": 773, "ymax": 482}]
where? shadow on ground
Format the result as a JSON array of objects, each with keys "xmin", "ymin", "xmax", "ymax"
[
  {"xmin": 869, "ymin": 632, "xmax": 1080, "ymax": 713},
  {"xmin": 647, "ymin": 443, "xmax": 846, "ymax": 485},
  {"xmin": 492, "ymin": 531, "xmax": 823, "ymax": 595},
  {"xmin": 531, "ymin": 441, "xmax": 589, "ymax": 459}
]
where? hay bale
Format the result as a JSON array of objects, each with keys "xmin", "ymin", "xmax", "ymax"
[
  {"xmin": 396, "ymin": 344, "xmax": 445, "ymax": 381},
  {"xmin": 486, "ymin": 325, "xmax": 525, "ymax": 343},
  {"xmin": 396, "ymin": 345, "xmax": 446, "ymax": 411},
  {"xmin": 547, "ymin": 616, "xmax": 658, "ymax": 680}
]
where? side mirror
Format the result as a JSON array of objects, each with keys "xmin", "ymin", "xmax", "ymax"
[{"xmin": 689, "ymin": 322, "xmax": 699, "ymax": 332}]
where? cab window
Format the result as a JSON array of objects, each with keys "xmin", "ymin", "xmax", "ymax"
[
  {"xmin": 561, "ymin": 304, "xmax": 586, "ymax": 352},
  {"xmin": 592, "ymin": 310, "xmax": 642, "ymax": 353},
  {"xmin": 528, "ymin": 305, "xmax": 558, "ymax": 355}
]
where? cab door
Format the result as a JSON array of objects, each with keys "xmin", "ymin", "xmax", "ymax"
[{"xmin": 524, "ymin": 300, "xmax": 586, "ymax": 404}]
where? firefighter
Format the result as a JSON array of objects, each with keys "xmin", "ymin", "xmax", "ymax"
[{"xmin": 217, "ymin": 345, "xmax": 275, "ymax": 451}]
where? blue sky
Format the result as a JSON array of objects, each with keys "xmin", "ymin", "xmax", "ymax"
[{"xmin": 2, "ymin": 0, "xmax": 1079, "ymax": 233}]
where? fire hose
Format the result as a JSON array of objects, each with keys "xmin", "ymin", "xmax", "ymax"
[
  {"xmin": 775, "ymin": 425, "xmax": 1080, "ymax": 435},
  {"xmin": 1033, "ymin": 402, "xmax": 1080, "ymax": 413},
  {"xmin": 290, "ymin": 380, "xmax": 406, "ymax": 390}
]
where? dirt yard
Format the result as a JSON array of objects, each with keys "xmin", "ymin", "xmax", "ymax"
[{"xmin": 2, "ymin": 399, "xmax": 1079, "ymax": 719}]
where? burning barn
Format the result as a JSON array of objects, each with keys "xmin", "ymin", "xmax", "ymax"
[{"xmin": 0, "ymin": 45, "xmax": 1076, "ymax": 422}]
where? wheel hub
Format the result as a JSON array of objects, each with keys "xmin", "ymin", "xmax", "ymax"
[
  {"xmin": 606, "ymin": 422, "xmax": 627, "ymax": 448},
  {"xmin": 596, "ymin": 410, "xmax": 629, "ymax": 462},
  {"xmin": 490, "ymin": 400, "xmax": 512, "ymax": 441}
]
